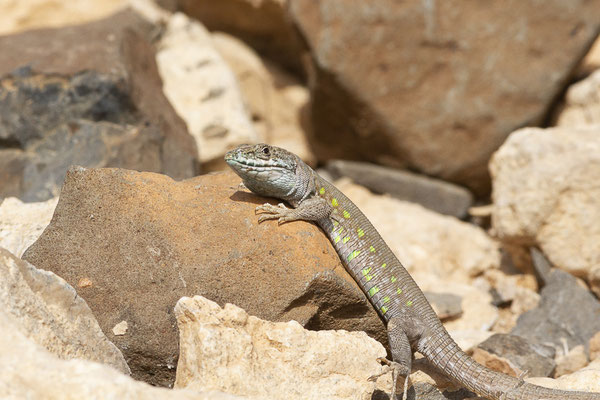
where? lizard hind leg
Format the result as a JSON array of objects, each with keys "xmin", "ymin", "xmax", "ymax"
[{"xmin": 369, "ymin": 317, "xmax": 414, "ymax": 399}]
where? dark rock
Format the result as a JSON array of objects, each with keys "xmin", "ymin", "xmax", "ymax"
[
  {"xmin": 424, "ymin": 292, "xmax": 463, "ymax": 320},
  {"xmin": 512, "ymin": 268, "xmax": 600, "ymax": 356},
  {"xmin": 22, "ymin": 168, "xmax": 385, "ymax": 386},
  {"xmin": 288, "ymin": 0, "xmax": 600, "ymax": 195},
  {"xmin": 373, "ymin": 382, "xmax": 478, "ymax": 400},
  {"xmin": 0, "ymin": 9, "xmax": 199, "ymax": 201},
  {"xmin": 326, "ymin": 160, "xmax": 473, "ymax": 218},
  {"xmin": 475, "ymin": 333, "xmax": 556, "ymax": 378}
]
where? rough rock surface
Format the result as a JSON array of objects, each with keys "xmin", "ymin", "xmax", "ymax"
[
  {"xmin": 326, "ymin": 160, "xmax": 473, "ymax": 218},
  {"xmin": 176, "ymin": 0, "xmax": 305, "ymax": 74},
  {"xmin": 0, "ymin": 311, "xmax": 236, "ymax": 400},
  {"xmin": 335, "ymin": 179, "xmax": 500, "ymax": 285},
  {"xmin": 490, "ymin": 126, "xmax": 600, "ymax": 288},
  {"xmin": 0, "ymin": 247, "xmax": 129, "ymax": 374},
  {"xmin": 22, "ymin": 168, "xmax": 385, "ymax": 386},
  {"xmin": 0, "ymin": 196, "xmax": 58, "ymax": 257},
  {"xmin": 175, "ymin": 295, "xmax": 385, "ymax": 399},
  {"xmin": 156, "ymin": 13, "xmax": 258, "ymax": 165},
  {"xmin": 0, "ymin": 9, "xmax": 198, "ymax": 201},
  {"xmin": 555, "ymin": 69, "xmax": 600, "ymax": 126},
  {"xmin": 473, "ymin": 333, "xmax": 555, "ymax": 378},
  {"xmin": 511, "ymin": 268, "xmax": 600, "ymax": 358},
  {"xmin": 212, "ymin": 32, "xmax": 314, "ymax": 166},
  {"xmin": 288, "ymin": 0, "xmax": 600, "ymax": 194}
]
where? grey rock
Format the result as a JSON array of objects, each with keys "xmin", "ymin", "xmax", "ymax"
[
  {"xmin": 0, "ymin": 9, "xmax": 199, "ymax": 201},
  {"xmin": 512, "ymin": 268, "xmax": 600, "ymax": 356},
  {"xmin": 326, "ymin": 160, "xmax": 473, "ymax": 218},
  {"xmin": 424, "ymin": 292, "xmax": 463, "ymax": 320},
  {"xmin": 477, "ymin": 333, "xmax": 556, "ymax": 378}
]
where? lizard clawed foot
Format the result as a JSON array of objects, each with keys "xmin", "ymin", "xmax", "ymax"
[
  {"xmin": 368, "ymin": 357, "xmax": 410, "ymax": 400},
  {"xmin": 255, "ymin": 203, "xmax": 296, "ymax": 224}
]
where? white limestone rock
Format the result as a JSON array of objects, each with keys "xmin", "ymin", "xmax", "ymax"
[
  {"xmin": 490, "ymin": 126, "xmax": 600, "ymax": 287},
  {"xmin": 0, "ymin": 311, "xmax": 236, "ymax": 400},
  {"xmin": 0, "ymin": 196, "xmax": 58, "ymax": 257},
  {"xmin": 555, "ymin": 69, "xmax": 600, "ymax": 126},
  {"xmin": 156, "ymin": 13, "xmax": 258, "ymax": 165},
  {"xmin": 212, "ymin": 32, "xmax": 315, "ymax": 165},
  {"xmin": 0, "ymin": 247, "xmax": 129, "ymax": 373},
  {"xmin": 174, "ymin": 295, "xmax": 385, "ymax": 400},
  {"xmin": 527, "ymin": 358, "xmax": 600, "ymax": 393}
]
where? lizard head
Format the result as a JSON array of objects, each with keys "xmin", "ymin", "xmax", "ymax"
[{"xmin": 225, "ymin": 143, "xmax": 302, "ymax": 200}]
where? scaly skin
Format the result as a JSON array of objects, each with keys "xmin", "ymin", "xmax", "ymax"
[{"xmin": 225, "ymin": 143, "xmax": 600, "ymax": 400}]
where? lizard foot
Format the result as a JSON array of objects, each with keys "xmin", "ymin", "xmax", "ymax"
[
  {"xmin": 368, "ymin": 357, "xmax": 410, "ymax": 399},
  {"xmin": 255, "ymin": 203, "xmax": 297, "ymax": 224}
]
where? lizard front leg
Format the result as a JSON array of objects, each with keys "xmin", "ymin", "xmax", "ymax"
[{"xmin": 256, "ymin": 196, "xmax": 333, "ymax": 224}]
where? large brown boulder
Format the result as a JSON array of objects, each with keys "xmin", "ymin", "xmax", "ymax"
[
  {"xmin": 288, "ymin": 0, "xmax": 600, "ymax": 194},
  {"xmin": 0, "ymin": 9, "xmax": 199, "ymax": 201},
  {"xmin": 23, "ymin": 168, "xmax": 385, "ymax": 386}
]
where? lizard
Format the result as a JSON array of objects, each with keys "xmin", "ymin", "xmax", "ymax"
[{"xmin": 225, "ymin": 143, "xmax": 600, "ymax": 400}]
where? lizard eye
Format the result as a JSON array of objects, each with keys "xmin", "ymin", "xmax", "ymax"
[{"xmin": 262, "ymin": 146, "xmax": 270, "ymax": 156}]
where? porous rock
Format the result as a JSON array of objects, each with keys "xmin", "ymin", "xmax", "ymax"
[
  {"xmin": 0, "ymin": 9, "xmax": 198, "ymax": 201},
  {"xmin": 23, "ymin": 167, "xmax": 386, "ymax": 386},
  {"xmin": 555, "ymin": 69, "xmax": 600, "ymax": 126},
  {"xmin": 212, "ymin": 31, "xmax": 314, "ymax": 166},
  {"xmin": 288, "ymin": 0, "xmax": 600, "ymax": 194},
  {"xmin": 0, "ymin": 311, "xmax": 235, "ymax": 400},
  {"xmin": 490, "ymin": 126, "xmax": 600, "ymax": 288},
  {"xmin": 0, "ymin": 196, "xmax": 58, "ymax": 257},
  {"xmin": 175, "ymin": 295, "xmax": 384, "ymax": 399},
  {"xmin": 0, "ymin": 247, "xmax": 129, "ymax": 374},
  {"xmin": 156, "ymin": 13, "xmax": 258, "ymax": 165}
]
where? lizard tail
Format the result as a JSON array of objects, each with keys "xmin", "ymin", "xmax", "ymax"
[{"xmin": 418, "ymin": 331, "xmax": 600, "ymax": 400}]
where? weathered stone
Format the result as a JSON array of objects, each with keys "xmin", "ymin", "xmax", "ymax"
[
  {"xmin": 0, "ymin": 247, "xmax": 129, "ymax": 374},
  {"xmin": 326, "ymin": 160, "xmax": 473, "ymax": 218},
  {"xmin": 555, "ymin": 345, "xmax": 589, "ymax": 378},
  {"xmin": 526, "ymin": 358, "xmax": 600, "ymax": 393},
  {"xmin": 212, "ymin": 31, "xmax": 315, "ymax": 166},
  {"xmin": 590, "ymin": 331, "xmax": 600, "ymax": 361},
  {"xmin": 555, "ymin": 69, "xmax": 600, "ymax": 126},
  {"xmin": 511, "ymin": 268, "xmax": 600, "ymax": 357},
  {"xmin": 22, "ymin": 167, "xmax": 385, "ymax": 386},
  {"xmin": 473, "ymin": 334, "xmax": 556, "ymax": 378},
  {"xmin": 0, "ymin": 196, "xmax": 58, "ymax": 257},
  {"xmin": 490, "ymin": 126, "xmax": 600, "ymax": 285},
  {"xmin": 0, "ymin": 311, "xmax": 236, "ymax": 400},
  {"xmin": 0, "ymin": 9, "xmax": 198, "ymax": 201},
  {"xmin": 175, "ymin": 295, "xmax": 384, "ymax": 399},
  {"xmin": 288, "ymin": 0, "xmax": 600, "ymax": 194},
  {"xmin": 156, "ymin": 13, "xmax": 258, "ymax": 166},
  {"xmin": 335, "ymin": 179, "xmax": 500, "ymax": 285},
  {"xmin": 176, "ymin": 0, "xmax": 305, "ymax": 74}
]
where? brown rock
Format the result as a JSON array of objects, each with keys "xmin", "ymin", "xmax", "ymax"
[
  {"xmin": 177, "ymin": 0, "xmax": 305, "ymax": 75},
  {"xmin": 0, "ymin": 9, "xmax": 199, "ymax": 201},
  {"xmin": 555, "ymin": 345, "xmax": 589, "ymax": 378},
  {"xmin": 23, "ymin": 167, "xmax": 385, "ymax": 386},
  {"xmin": 288, "ymin": 0, "xmax": 600, "ymax": 194}
]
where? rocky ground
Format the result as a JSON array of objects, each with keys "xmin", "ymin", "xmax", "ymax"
[{"xmin": 1, "ymin": 0, "xmax": 600, "ymax": 399}]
